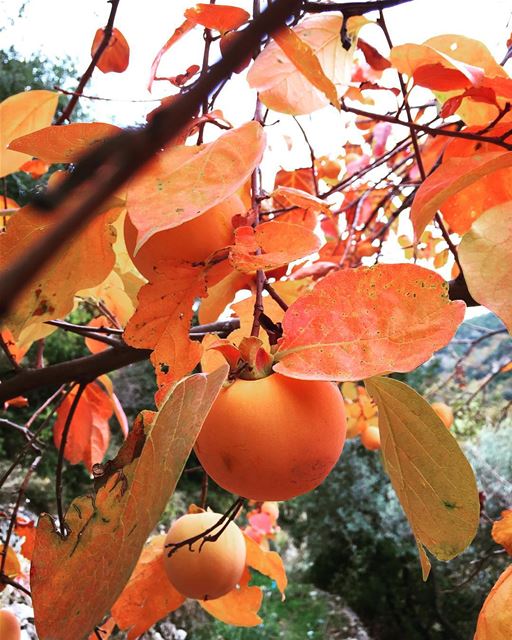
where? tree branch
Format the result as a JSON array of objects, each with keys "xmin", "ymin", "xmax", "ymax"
[
  {"xmin": 0, "ymin": 0, "xmax": 302, "ymax": 320},
  {"xmin": 303, "ymin": 0, "xmax": 414, "ymax": 15},
  {"xmin": 0, "ymin": 319, "xmax": 240, "ymax": 403}
]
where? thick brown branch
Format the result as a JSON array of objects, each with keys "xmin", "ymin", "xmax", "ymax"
[
  {"xmin": 0, "ymin": 0, "xmax": 301, "ymax": 320},
  {"xmin": 0, "ymin": 319, "xmax": 240, "ymax": 403},
  {"xmin": 303, "ymin": 0, "xmax": 413, "ymax": 14}
]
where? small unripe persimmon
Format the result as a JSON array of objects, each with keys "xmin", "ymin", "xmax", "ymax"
[
  {"xmin": 0, "ymin": 610, "xmax": 21, "ymax": 640},
  {"xmin": 124, "ymin": 194, "xmax": 243, "ymax": 278},
  {"xmin": 361, "ymin": 425, "xmax": 381, "ymax": 451},
  {"xmin": 195, "ymin": 373, "xmax": 346, "ymax": 501},
  {"xmin": 163, "ymin": 511, "xmax": 246, "ymax": 601},
  {"xmin": 431, "ymin": 402, "xmax": 454, "ymax": 429}
]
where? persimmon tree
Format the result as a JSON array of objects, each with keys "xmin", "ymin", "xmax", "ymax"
[{"xmin": 0, "ymin": 0, "xmax": 511, "ymax": 638}]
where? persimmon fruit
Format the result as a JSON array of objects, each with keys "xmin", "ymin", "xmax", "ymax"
[
  {"xmin": 124, "ymin": 194, "xmax": 243, "ymax": 278},
  {"xmin": 195, "ymin": 373, "xmax": 347, "ymax": 501},
  {"xmin": 361, "ymin": 425, "xmax": 381, "ymax": 450},
  {"xmin": 0, "ymin": 610, "xmax": 21, "ymax": 640},
  {"xmin": 163, "ymin": 511, "xmax": 246, "ymax": 600},
  {"xmin": 431, "ymin": 402, "xmax": 454, "ymax": 429}
]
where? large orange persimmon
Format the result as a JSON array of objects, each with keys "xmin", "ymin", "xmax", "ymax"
[
  {"xmin": 163, "ymin": 511, "xmax": 246, "ymax": 600},
  {"xmin": 195, "ymin": 373, "xmax": 347, "ymax": 501},
  {"xmin": 124, "ymin": 194, "xmax": 243, "ymax": 278},
  {"xmin": 431, "ymin": 401, "xmax": 454, "ymax": 429},
  {"xmin": 0, "ymin": 610, "xmax": 21, "ymax": 640}
]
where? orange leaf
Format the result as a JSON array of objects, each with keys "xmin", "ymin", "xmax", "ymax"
[
  {"xmin": 53, "ymin": 380, "xmax": 115, "ymax": 472},
  {"xmin": 148, "ymin": 19, "xmax": 195, "ymax": 91},
  {"xmin": 3, "ymin": 395, "xmax": 28, "ymax": 409},
  {"xmin": 91, "ymin": 27, "xmax": 130, "ymax": 73},
  {"xmin": 87, "ymin": 618, "xmax": 115, "ymax": 640},
  {"xmin": 244, "ymin": 534, "xmax": 287, "ymax": 597},
  {"xmin": 274, "ymin": 167, "xmax": 316, "ymax": 194},
  {"xmin": 248, "ymin": 15, "xmax": 356, "ymax": 115},
  {"xmin": 230, "ymin": 221, "xmax": 320, "ymax": 273},
  {"xmin": 0, "ymin": 201, "xmax": 120, "ymax": 340},
  {"xmin": 31, "ymin": 366, "xmax": 227, "ymax": 640},
  {"xmin": 474, "ymin": 564, "xmax": 512, "ymax": 640},
  {"xmin": 97, "ymin": 374, "xmax": 129, "ymax": 438},
  {"xmin": 9, "ymin": 122, "xmax": 121, "ymax": 164},
  {"xmin": 274, "ymin": 264, "xmax": 465, "ymax": 381},
  {"xmin": 19, "ymin": 158, "xmax": 49, "ymax": 178},
  {"xmin": 126, "ymin": 122, "xmax": 265, "ymax": 252},
  {"xmin": 84, "ymin": 317, "xmax": 111, "ymax": 355},
  {"xmin": 272, "ymin": 186, "xmax": 331, "ymax": 216},
  {"xmin": 0, "ymin": 329, "xmax": 29, "ymax": 363},
  {"xmin": 459, "ymin": 202, "xmax": 512, "ymax": 333},
  {"xmin": 0, "ymin": 90, "xmax": 58, "ymax": 177},
  {"xmin": 184, "ymin": 4, "xmax": 249, "ymax": 34},
  {"xmin": 200, "ymin": 567, "xmax": 263, "ymax": 626},
  {"xmin": 124, "ymin": 261, "xmax": 207, "ymax": 404},
  {"xmin": 0, "ymin": 545, "xmax": 21, "ymax": 592},
  {"xmin": 273, "ymin": 25, "xmax": 340, "ymax": 109},
  {"xmin": 111, "ymin": 535, "xmax": 185, "ymax": 640},
  {"xmin": 198, "ymin": 269, "xmax": 250, "ymax": 324},
  {"xmin": 14, "ymin": 516, "xmax": 36, "ymax": 561},
  {"xmin": 492, "ymin": 510, "xmax": 512, "ymax": 555},
  {"xmin": 410, "ymin": 152, "xmax": 512, "ymax": 240}
]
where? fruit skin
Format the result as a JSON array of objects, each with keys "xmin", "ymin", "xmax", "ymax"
[
  {"xmin": 163, "ymin": 511, "xmax": 246, "ymax": 601},
  {"xmin": 195, "ymin": 373, "xmax": 347, "ymax": 501},
  {"xmin": 0, "ymin": 609, "xmax": 21, "ymax": 640},
  {"xmin": 361, "ymin": 425, "xmax": 381, "ymax": 451},
  {"xmin": 431, "ymin": 402, "xmax": 454, "ymax": 429},
  {"xmin": 124, "ymin": 194, "xmax": 243, "ymax": 278}
]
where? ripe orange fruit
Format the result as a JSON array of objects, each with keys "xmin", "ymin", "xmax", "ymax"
[
  {"xmin": 124, "ymin": 194, "xmax": 243, "ymax": 278},
  {"xmin": 361, "ymin": 425, "xmax": 381, "ymax": 451},
  {"xmin": 163, "ymin": 511, "xmax": 246, "ymax": 600},
  {"xmin": 195, "ymin": 373, "xmax": 347, "ymax": 500},
  {"xmin": 431, "ymin": 402, "xmax": 454, "ymax": 429},
  {"xmin": 0, "ymin": 610, "xmax": 21, "ymax": 640}
]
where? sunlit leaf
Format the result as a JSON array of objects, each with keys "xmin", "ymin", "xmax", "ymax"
[
  {"xmin": 244, "ymin": 534, "xmax": 287, "ymax": 597},
  {"xmin": 0, "ymin": 90, "xmax": 58, "ymax": 177},
  {"xmin": 0, "ymin": 545, "xmax": 21, "ymax": 591},
  {"xmin": 274, "ymin": 264, "xmax": 465, "ymax": 381},
  {"xmin": 365, "ymin": 376, "xmax": 480, "ymax": 577},
  {"xmin": 410, "ymin": 152, "xmax": 512, "ymax": 239},
  {"xmin": 111, "ymin": 535, "xmax": 185, "ymax": 640},
  {"xmin": 148, "ymin": 20, "xmax": 195, "ymax": 91},
  {"xmin": 91, "ymin": 27, "xmax": 130, "ymax": 73},
  {"xmin": 9, "ymin": 122, "xmax": 121, "ymax": 164},
  {"xmin": 474, "ymin": 565, "xmax": 512, "ymax": 640},
  {"xmin": 31, "ymin": 366, "xmax": 228, "ymax": 640},
  {"xmin": 126, "ymin": 122, "xmax": 265, "ymax": 252},
  {"xmin": 199, "ymin": 567, "xmax": 263, "ymax": 626},
  {"xmin": 272, "ymin": 186, "xmax": 331, "ymax": 216},
  {"xmin": 273, "ymin": 25, "xmax": 340, "ymax": 109},
  {"xmin": 184, "ymin": 4, "xmax": 249, "ymax": 34},
  {"xmin": 0, "ymin": 202, "xmax": 121, "ymax": 340},
  {"xmin": 248, "ymin": 15, "xmax": 359, "ymax": 115},
  {"xmin": 459, "ymin": 202, "xmax": 512, "ymax": 333},
  {"xmin": 230, "ymin": 221, "xmax": 320, "ymax": 273},
  {"xmin": 124, "ymin": 261, "xmax": 207, "ymax": 404}
]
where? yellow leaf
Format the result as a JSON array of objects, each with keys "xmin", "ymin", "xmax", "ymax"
[
  {"xmin": 365, "ymin": 376, "xmax": 479, "ymax": 577},
  {"xmin": 273, "ymin": 26, "xmax": 340, "ymax": 109},
  {"xmin": 0, "ymin": 90, "xmax": 58, "ymax": 177},
  {"xmin": 459, "ymin": 202, "xmax": 512, "ymax": 334}
]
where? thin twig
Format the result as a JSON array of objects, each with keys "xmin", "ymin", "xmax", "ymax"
[
  {"xmin": 264, "ymin": 281, "xmax": 289, "ymax": 311},
  {"xmin": 55, "ymin": 383, "xmax": 87, "ymax": 536}
]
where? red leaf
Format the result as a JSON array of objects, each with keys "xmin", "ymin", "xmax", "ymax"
[
  {"xmin": 358, "ymin": 39, "xmax": 391, "ymax": 71},
  {"xmin": 53, "ymin": 380, "xmax": 115, "ymax": 471},
  {"xmin": 274, "ymin": 264, "xmax": 465, "ymax": 381},
  {"xmin": 91, "ymin": 27, "xmax": 130, "ymax": 73}
]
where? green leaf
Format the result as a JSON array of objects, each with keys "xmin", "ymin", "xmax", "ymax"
[{"xmin": 365, "ymin": 376, "xmax": 480, "ymax": 580}]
